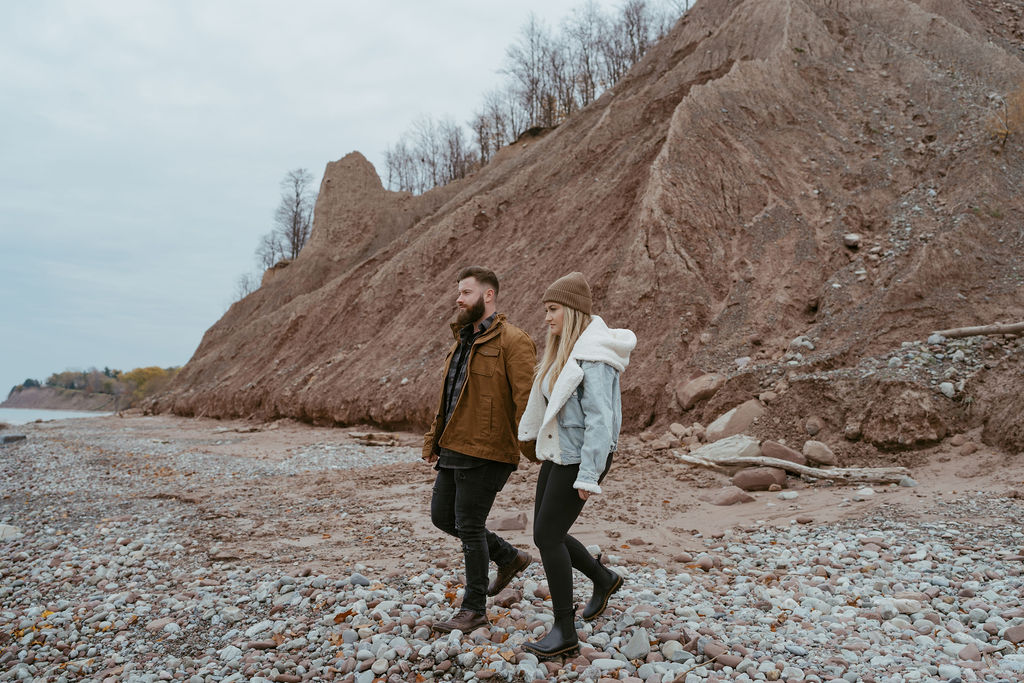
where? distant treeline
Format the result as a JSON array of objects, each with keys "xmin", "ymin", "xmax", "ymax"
[
  {"xmin": 384, "ymin": 0, "xmax": 693, "ymax": 194},
  {"xmin": 9, "ymin": 366, "xmax": 180, "ymax": 406}
]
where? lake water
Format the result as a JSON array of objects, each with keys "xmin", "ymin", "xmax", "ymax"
[{"xmin": 0, "ymin": 408, "xmax": 113, "ymax": 426}]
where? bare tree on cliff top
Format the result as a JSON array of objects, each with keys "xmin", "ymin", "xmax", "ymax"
[
  {"xmin": 275, "ymin": 168, "xmax": 315, "ymax": 260},
  {"xmin": 255, "ymin": 168, "xmax": 316, "ymax": 270}
]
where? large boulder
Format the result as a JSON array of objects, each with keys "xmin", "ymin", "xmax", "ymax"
[
  {"xmin": 802, "ymin": 440, "xmax": 837, "ymax": 466},
  {"xmin": 677, "ymin": 373, "xmax": 726, "ymax": 410},
  {"xmin": 706, "ymin": 400, "xmax": 766, "ymax": 442}
]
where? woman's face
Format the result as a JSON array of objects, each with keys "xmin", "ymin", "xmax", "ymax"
[{"xmin": 544, "ymin": 302, "xmax": 564, "ymax": 336}]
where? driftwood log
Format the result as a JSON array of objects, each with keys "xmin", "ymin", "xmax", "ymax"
[
  {"xmin": 674, "ymin": 451, "xmax": 911, "ymax": 484},
  {"xmin": 933, "ymin": 321, "xmax": 1024, "ymax": 339}
]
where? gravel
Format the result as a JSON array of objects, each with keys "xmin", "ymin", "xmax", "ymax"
[{"xmin": 2, "ymin": 422, "xmax": 1024, "ymax": 682}]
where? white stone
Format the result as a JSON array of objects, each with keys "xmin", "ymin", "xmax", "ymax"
[
  {"xmin": 621, "ymin": 627, "xmax": 651, "ymax": 660},
  {"xmin": 592, "ymin": 659, "xmax": 628, "ymax": 670},
  {"xmin": 688, "ymin": 434, "xmax": 761, "ymax": 461},
  {"xmin": 219, "ymin": 645, "xmax": 242, "ymax": 663}
]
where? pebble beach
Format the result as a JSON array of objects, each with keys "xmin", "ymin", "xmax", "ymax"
[{"xmin": 2, "ymin": 417, "xmax": 1024, "ymax": 682}]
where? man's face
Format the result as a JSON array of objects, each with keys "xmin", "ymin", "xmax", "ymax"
[{"xmin": 455, "ymin": 277, "xmax": 488, "ymax": 326}]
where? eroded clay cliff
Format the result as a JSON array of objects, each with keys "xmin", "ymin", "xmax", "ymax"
[{"xmin": 153, "ymin": 0, "xmax": 1024, "ymax": 452}]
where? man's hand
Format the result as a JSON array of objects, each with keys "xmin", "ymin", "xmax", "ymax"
[
  {"xmin": 423, "ymin": 452, "xmax": 438, "ymax": 464},
  {"xmin": 578, "ymin": 489, "xmax": 590, "ymax": 501}
]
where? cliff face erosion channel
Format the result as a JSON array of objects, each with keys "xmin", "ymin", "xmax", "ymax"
[{"xmin": 153, "ymin": 0, "xmax": 1024, "ymax": 455}]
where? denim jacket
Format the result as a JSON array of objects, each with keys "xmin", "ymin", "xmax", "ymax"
[
  {"xmin": 518, "ymin": 316, "xmax": 637, "ymax": 494},
  {"xmin": 555, "ymin": 360, "xmax": 623, "ymax": 491}
]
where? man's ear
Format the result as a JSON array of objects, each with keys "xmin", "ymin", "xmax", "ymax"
[{"xmin": 485, "ymin": 288, "xmax": 495, "ymax": 304}]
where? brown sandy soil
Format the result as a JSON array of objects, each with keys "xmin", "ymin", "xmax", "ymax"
[{"xmin": 46, "ymin": 413, "xmax": 1024, "ymax": 579}]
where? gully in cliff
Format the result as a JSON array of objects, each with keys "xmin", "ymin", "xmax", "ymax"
[
  {"xmin": 517, "ymin": 271, "xmax": 638, "ymax": 660},
  {"xmin": 422, "ymin": 266, "xmax": 538, "ymax": 634}
]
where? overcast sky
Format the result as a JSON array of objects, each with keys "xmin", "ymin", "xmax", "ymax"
[{"xmin": 0, "ymin": 0, "xmax": 628, "ymax": 397}]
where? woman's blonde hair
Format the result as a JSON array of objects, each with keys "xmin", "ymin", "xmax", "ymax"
[{"xmin": 537, "ymin": 305, "xmax": 592, "ymax": 392}]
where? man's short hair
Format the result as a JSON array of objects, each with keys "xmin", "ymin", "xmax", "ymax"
[{"xmin": 457, "ymin": 266, "xmax": 500, "ymax": 295}]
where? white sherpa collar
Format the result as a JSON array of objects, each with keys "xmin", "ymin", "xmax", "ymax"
[{"xmin": 518, "ymin": 316, "xmax": 636, "ymax": 456}]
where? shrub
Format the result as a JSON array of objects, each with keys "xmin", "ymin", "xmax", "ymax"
[
  {"xmin": 988, "ymin": 84, "xmax": 1024, "ymax": 147},
  {"xmin": 120, "ymin": 366, "xmax": 181, "ymax": 404}
]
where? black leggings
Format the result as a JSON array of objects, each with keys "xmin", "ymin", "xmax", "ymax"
[{"xmin": 533, "ymin": 455, "xmax": 613, "ymax": 613}]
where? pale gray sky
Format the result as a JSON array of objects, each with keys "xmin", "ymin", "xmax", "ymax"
[{"xmin": 0, "ymin": 0, "xmax": 625, "ymax": 395}]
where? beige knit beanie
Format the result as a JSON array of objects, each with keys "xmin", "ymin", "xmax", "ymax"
[{"xmin": 543, "ymin": 272, "xmax": 592, "ymax": 314}]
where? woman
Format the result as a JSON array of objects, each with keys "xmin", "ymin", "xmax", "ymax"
[{"xmin": 517, "ymin": 272, "xmax": 636, "ymax": 660}]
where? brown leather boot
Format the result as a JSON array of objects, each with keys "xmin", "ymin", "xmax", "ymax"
[
  {"xmin": 432, "ymin": 609, "xmax": 488, "ymax": 634},
  {"xmin": 487, "ymin": 548, "xmax": 533, "ymax": 596}
]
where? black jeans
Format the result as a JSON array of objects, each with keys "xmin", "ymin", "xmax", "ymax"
[
  {"xmin": 533, "ymin": 456, "xmax": 614, "ymax": 613},
  {"xmin": 430, "ymin": 461, "xmax": 518, "ymax": 614}
]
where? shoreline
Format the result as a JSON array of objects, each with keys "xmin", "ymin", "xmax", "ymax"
[{"xmin": 1, "ymin": 415, "xmax": 1023, "ymax": 681}]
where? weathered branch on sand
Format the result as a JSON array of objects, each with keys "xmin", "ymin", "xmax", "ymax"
[
  {"xmin": 933, "ymin": 321, "xmax": 1024, "ymax": 339},
  {"xmin": 674, "ymin": 452, "xmax": 910, "ymax": 484}
]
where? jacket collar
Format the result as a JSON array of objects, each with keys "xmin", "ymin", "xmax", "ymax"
[{"xmin": 449, "ymin": 313, "xmax": 505, "ymax": 343}]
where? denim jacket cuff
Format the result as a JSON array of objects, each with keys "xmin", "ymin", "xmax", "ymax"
[{"xmin": 573, "ymin": 480, "xmax": 602, "ymax": 494}]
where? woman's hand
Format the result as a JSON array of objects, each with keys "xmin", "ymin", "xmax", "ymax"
[{"xmin": 578, "ymin": 489, "xmax": 590, "ymax": 501}]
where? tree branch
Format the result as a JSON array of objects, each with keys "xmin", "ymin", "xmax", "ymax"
[
  {"xmin": 673, "ymin": 452, "xmax": 910, "ymax": 484},
  {"xmin": 932, "ymin": 321, "xmax": 1024, "ymax": 339}
]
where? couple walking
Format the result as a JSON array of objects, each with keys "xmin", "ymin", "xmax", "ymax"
[{"xmin": 422, "ymin": 266, "xmax": 636, "ymax": 659}]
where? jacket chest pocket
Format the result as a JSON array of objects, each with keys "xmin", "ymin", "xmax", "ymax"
[
  {"xmin": 470, "ymin": 346, "xmax": 499, "ymax": 376},
  {"xmin": 557, "ymin": 388, "xmax": 586, "ymax": 429}
]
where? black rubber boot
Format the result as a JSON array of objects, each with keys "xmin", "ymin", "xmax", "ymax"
[
  {"xmin": 522, "ymin": 608, "xmax": 579, "ymax": 660},
  {"xmin": 581, "ymin": 557, "xmax": 623, "ymax": 621}
]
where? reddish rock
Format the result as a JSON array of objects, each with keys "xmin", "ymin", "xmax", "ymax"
[
  {"xmin": 802, "ymin": 440, "xmax": 837, "ymax": 466},
  {"xmin": 761, "ymin": 440, "xmax": 807, "ymax": 465},
  {"xmin": 958, "ymin": 643, "xmax": 981, "ymax": 661},
  {"xmin": 493, "ymin": 588, "xmax": 522, "ymax": 608},
  {"xmin": 719, "ymin": 653, "xmax": 743, "ymax": 668},
  {"xmin": 707, "ymin": 487, "xmax": 755, "ymax": 506},
  {"xmin": 677, "ymin": 373, "xmax": 726, "ymax": 410},
  {"xmin": 959, "ymin": 442, "xmax": 979, "ymax": 455},
  {"xmin": 1005, "ymin": 625, "xmax": 1024, "ymax": 644},
  {"xmin": 732, "ymin": 467, "xmax": 787, "ymax": 491},
  {"xmin": 144, "ymin": 617, "xmax": 174, "ymax": 632},
  {"xmin": 706, "ymin": 400, "xmax": 766, "ymax": 442},
  {"xmin": 703, "ymin": 641, "xmax": 727, "ymax": 659}
]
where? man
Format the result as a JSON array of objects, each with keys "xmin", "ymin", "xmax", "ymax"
[{"xmin": 424, "ymin": 266, "xmax": 537, "ymax": 633}]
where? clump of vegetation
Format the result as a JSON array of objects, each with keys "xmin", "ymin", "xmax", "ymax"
[
  {"xmin": 988, "ymin": 84, "xmax": 1024, "ymax": 148},
  {"xmin": 8, "ymin": 365, "xmax": 180, "ymax": 408},
  {"xmin": 384, "ymin": 0, "xmax": 693, "ymax": 194},
  {"xmin": 119, "ymin": 366, "xmax": 181, "ymax": 404}
]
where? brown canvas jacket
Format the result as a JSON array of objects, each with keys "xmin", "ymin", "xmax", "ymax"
[{"xmin": 423, "ymin": 314, "xmax": 537, "ymax": 464}]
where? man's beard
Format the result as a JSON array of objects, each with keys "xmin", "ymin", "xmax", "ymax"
[{"xmin": 455, "ymin": 295, "xmax": 485, "ymax": 327}]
